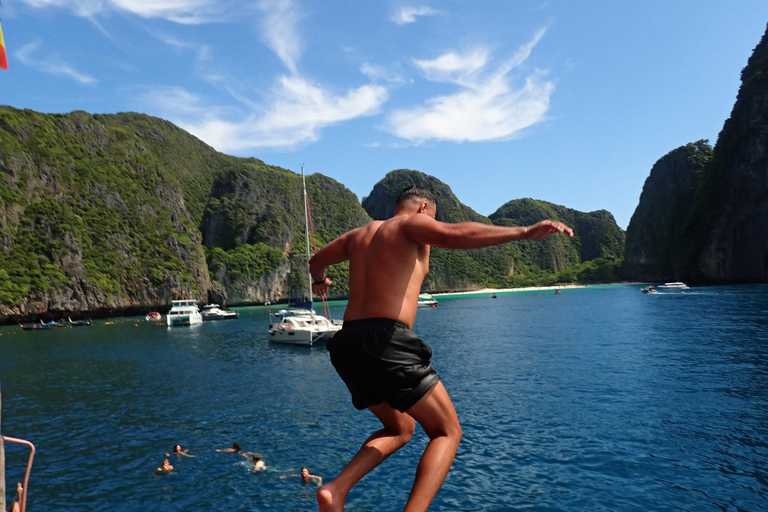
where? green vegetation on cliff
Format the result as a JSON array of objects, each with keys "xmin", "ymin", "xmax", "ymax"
[
  {"xmin": 0, "ymin": 107, "xmax": 369, "ymax": 319},
  {"xmin": 491, "ymin": 198, "xmax": 625, "ymax": 287},
  {"xmin": 0, "ymin": 108, "xmax": 213, "ymax": 309},
  {"xmin": 201, "ymin": 167, "xmax": 370, "ymax": 299}
]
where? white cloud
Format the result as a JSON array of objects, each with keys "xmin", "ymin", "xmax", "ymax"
[
  {"xmin": 151, "ymin": 31, "xmax": 212, "ymax": 63},
  {"xmin": 143, "ymin": 76, "xmax": 388, "ymax": 151},
  {"xmin": 413, "ymin": 49, "xmax": 489, "ymax": 86},
  {"xmin": 17, "ymin": 0, "xmax": 221, "ymax": 24},
  {"xmin": 126, "ymin": 0, "xmax": 387, "ymax": 152},
  {"xmin": 15, "ymin": 42, "xmax": 97, "ymax": 84},
  {"xmin": 257, "ymin": 0, "xmax": 303, "ymax": 74},
  {"xmin": 387, "ymin": 28, "xmax": 554, "ymax": 143},
  {"xmin": 360, "ymin": 62, "xmax": 406, "ymax": 86},
  {"xmin": 391, "ymin": 6, "xmax": 439, "ymax": 25}
]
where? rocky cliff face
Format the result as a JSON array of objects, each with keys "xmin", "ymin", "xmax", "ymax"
[
  {"xmin": 201, "ymin": 166, "xmax": 371, "ymax": 301},
  {"xmin": 363, "ymin": 169, "xmax": 488, "ymax": 223},
  {"xmin": 0, "ymin": 108, "xmax": 370, "ymax": 322},
  {"xmin": 623, "ymin": 141, "xmax": 712, "ymax": 281},
  {"xmin": 695, "ymin": 25, "xmax": 768, "ymax": 282},
  {"xmin": 0, "ymin": 108, "xmax": 213, "ymax": 321}
]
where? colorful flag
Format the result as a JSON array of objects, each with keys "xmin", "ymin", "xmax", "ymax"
[{"xmin": 0, "ymin": 19, "xmax": 7, "ymax": 70}]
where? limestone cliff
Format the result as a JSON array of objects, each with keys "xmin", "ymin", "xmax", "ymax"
[
  {"xmin": 624, "ymin": 24, "xmax": 768, "ymax": 284},
  {"xmin": 623, "ymin": 141, "xmax": 713, "ymax": 281},
  {"xmin": 0, "ymin": 108, "xmax": 214, "ymax": 321},
  {"xmin": 695, "ymin": 25, "xmax": 768, "ymax": 282},
  {"xmin": 0, "ymin": 108, "xmax": 370, "ymax": 322}
]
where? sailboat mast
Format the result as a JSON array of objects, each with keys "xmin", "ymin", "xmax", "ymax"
[{"xmin": 301, "ymin": 165, "xmax": 313, "ymax": 308}]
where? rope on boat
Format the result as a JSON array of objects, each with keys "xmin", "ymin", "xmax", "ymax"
[{"xmin": 304, "ymin": 192, "xmax": 330, "ymax": 320}]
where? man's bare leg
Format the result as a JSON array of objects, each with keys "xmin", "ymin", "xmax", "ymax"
[
  {"xmin": 318, "ymin": 403, "xmax": 416, "ymax": 512},
  {"xmin": 402, "ymin": 381, "xmax": 462, "ymax": 512}
]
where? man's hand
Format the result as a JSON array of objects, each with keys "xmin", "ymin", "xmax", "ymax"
[
  {"xmin": 525, "ymin": 220, "xmax": 574, "ymax": 240},
  {"xmin": 312, "ymin": 277, "xmax": 332, "ymax": 297}
]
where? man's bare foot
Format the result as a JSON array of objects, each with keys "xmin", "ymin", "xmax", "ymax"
[{"xmin": 317, "ymin": 483, "xmax": 345, "ymax": 512}]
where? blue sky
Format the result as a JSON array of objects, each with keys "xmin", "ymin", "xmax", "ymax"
[{"xmin": 2, "ymin": 1, "xmax": 767, "ymax": 229}]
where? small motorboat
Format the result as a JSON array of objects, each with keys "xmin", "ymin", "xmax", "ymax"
[
  {"xmin": 68, "ymin": 317, "xmax": 93, "ymax": 326},
  {"xmin": 641, "ymin": 287, "xmax": 659, "ymax": 294},
  {"xmin": 417, "ymin": 293, "xmax": 438, "ymax": 308},
  {"xmin": 201, "ymin": 304, "xmax": 239, "ymax": 321},
  {"xmin": 18, "ymin": 320, "xmax": 67, "ymax": 330},
  {"xmin": 656, "ymin": 282, "xmax": 690, "ymax": 290},
  {"xmin": 269, "ymin": 307, "xmax": 341, "ymax": 346},
  {"xmin": 146, "ymin": 311, "xmax": 162, "ymax": 322}
]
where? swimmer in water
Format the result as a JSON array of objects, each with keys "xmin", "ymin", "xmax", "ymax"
[
  {"xmin": 216, "ymin": 442, "xmax": 242, "ymax": 453},
  {"xmin": 166, "ymin": 444, "xmax": 195, "ymax": 457},
  {"xmin": 281, "ymin": 466, "xmax": 322, "ymax": 486},
  {"xmin": 251, "ymin": 454, "xmax": 267, "ymax": 472},
  {"xmin": 155, "ymin": 458, "xmax": 174, "ymax": 474}
]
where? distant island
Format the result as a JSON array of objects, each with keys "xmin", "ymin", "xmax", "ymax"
[{"xmin": 1, "ymin": 23, "xmax": 766, "ymax": 323}]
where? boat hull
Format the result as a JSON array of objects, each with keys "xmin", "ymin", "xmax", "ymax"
[
  {"xmin": 268, "ymin": 325, "xmax": 340, "ymax": 346},
  {"xmin": 167, "ymin": 314, "xmax": 203, "ymax": 326},
  {"xmin": 202, "ymin": 312, "xmax": 239, "ymax": 321}
]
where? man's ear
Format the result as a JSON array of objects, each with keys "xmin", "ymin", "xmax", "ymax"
[{"xmin": 417, "ymin": 201, "xmax": 429, "ymax": 213}]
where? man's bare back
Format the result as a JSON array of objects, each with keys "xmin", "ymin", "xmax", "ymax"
[{"xmin": 341, "ymin": 215, "xmax": 431, "ymax": 328}]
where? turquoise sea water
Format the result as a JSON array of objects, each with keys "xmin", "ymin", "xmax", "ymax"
[{"xmin": 1, "ymin": 285, "xmax": 767, "ymax": 511}]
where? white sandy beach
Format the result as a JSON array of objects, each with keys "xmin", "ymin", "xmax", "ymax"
[{"xmin": 432, "ymin": 283, "xmax": 638, "ymax": 297}]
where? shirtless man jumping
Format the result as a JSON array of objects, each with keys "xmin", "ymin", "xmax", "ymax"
[{"xmin": 309, "ymin": 185, "xmax": 573, "ymax": 512}]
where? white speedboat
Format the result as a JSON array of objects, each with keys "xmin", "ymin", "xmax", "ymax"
[
  {"xmin": 417, "ymin": 293, "xmax": 438, "ymax": 308},
  {"xmin": 268, "ymin": 166, "xmax": 342, "ymax": 346},
  {"xmin": 167, "ymin": 300, "xmax": 203, "ymax": 326},
  {"xmin": 269, "ymin": 308, "xmax": 342, "ymax": 346},
  {"xmin": 201, "ymin": 304, "xmax": 239, "ymax": 321},
  {"xmin": 656, "ymin": 282, "xmax": 690, "ymax": 290}
]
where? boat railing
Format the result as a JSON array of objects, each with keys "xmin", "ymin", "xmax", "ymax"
[
  {"xmin": 2, "ymin": 436, "xmax": 35, "ymax": 512},
  {"xmin": 2, "ymin": 387, "xmax": 36, "ymax": 512}
]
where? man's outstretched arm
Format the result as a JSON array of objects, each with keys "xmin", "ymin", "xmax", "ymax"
[{"xmin": 403, "ymin": 215, "xmax": 573, "ymax": 249}]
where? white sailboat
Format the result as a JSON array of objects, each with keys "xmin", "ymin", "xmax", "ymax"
[{"xmin": 269, "ymin": 166, "xmax": 342, "ymax": 346}]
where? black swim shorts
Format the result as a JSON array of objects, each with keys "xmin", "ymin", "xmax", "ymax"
[{"xmin": 327, "ymin": 318, "xmax": 440, "ymax": 412}]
